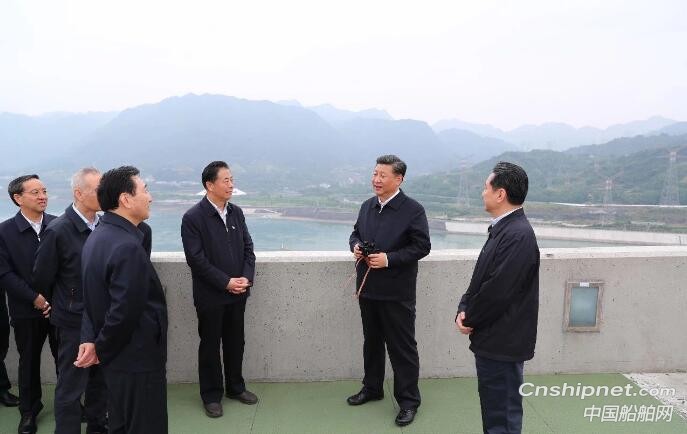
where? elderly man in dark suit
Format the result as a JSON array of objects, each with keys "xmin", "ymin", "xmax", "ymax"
[
  {"xmin": 456, "ymin": 162, "xmax": 540, "ymax": 434},
  {"xmin": 181, "ymin": 160, "xmax": 257, "ymax": 418},
  {"xmin": 0, "ymin": 174, "xmax": 57, "ymax": 434},
  {"xmin": 347, "ymin": 154, "xmax": 431, "ymax": 427},
  {"xmin": 33, "ymin": 167, "xmax": 108, "ymax": 434},
  {"xmin": 80, "ymin": 166, "xmax": 168, "ymax": 434}
]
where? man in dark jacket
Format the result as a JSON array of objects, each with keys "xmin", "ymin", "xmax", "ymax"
[
  {"xmin": 33, "ymin": 167, "xmax": 107, "ymax": 434},
  {"xmin": 347, "ymin": 155, "xmax": 431, "ymax": 427},
  {"xmin": 80, "ymin": 166, "xmax": 168, "ymax": 434},
  {"xmin": 456, "ymin": 162, "xmax": 539, "ymax": 434},
  {"xmin": 0, "ymin": 174, "xmax": 57, "ymax": 434},
  {"xmin": 181, "ymin": 161, "xmax": 257, "ymax": 418}
]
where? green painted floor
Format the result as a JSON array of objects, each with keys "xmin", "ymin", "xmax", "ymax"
[{"xmin": 0, "ymin": 374, "xmax": 684, "ymax": 433}]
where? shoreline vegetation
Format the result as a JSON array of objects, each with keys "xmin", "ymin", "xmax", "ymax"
[{"xmin": 238, "ymin": 205, "xmax": 686, "ymax": 245}]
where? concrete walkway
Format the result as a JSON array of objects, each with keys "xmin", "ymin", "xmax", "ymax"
[
  {"xmin": 0, "ymin": 374, "xmax": 684, "ymax": 433},
  {"xmin": 626, "ymin": 372, "xmax": 687, "ymax": 422}
]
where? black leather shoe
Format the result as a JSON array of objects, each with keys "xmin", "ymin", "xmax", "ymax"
[
  {"xmin": 395, "ymin": 408, "xmax": 417, "ymax": 426},
  {"xmin": 0, "ymin": 389, "xmax": 19, "ymax": 406},
  {"xmin": 346, "ymin": 390, "xmax": 384, "ymax": 406},
  {"xmin": 227, "ymin": 390, "xmax": 258, "ymax": 405},
  {"xmin": 18, "ymin": 413, "xmax": 37, "ymax": 434},
  {"xmin": 203, "ymin": 402, "xmax": 223, "ymax": 418}
]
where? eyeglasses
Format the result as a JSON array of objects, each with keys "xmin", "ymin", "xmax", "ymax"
[{"xmin": 22, "ymin": 188, "xmax": 48, "ymax": 197}]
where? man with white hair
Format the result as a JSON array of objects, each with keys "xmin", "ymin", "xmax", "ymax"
[{"xmin": 33, "ymin": 168, "xmax": 108, "ymax": 434}]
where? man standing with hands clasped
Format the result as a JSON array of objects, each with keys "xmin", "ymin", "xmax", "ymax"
[
  {"xmin": 181, "ymin": 161, "xmax": 257, "ymax": 419},
  {"xmin": 348, "ymin": 154, "xmax": 431, "ymax": 427},
  {"xmin": 0, "ymin": 174, "xmax": 57, "ymax": 434},
  {"xmin": 456, "ymin": 162, "xmax": 540, "ymax": 434}
]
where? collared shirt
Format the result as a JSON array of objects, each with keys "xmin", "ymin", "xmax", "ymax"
[
  {"xmin": 205, "ymin": 196, "xmax": 229, "ymax": 226},
  {"xmin": 491, "ymin": 206, "xmax": 523, "ymax": 227},
  {"xmin": 21, "ymin": 211, "xmax": 43, "ymax": 237},
  {"xmin": 377, "ymin": 189, "xmax": 401, "ymax": 213},
  {"xmin": 72, "ymin": 204, "xmax": 99, "ymax": 231},
  {"xmin": 373, "ymin": 189, "xmax": 401, "ymax": 267}
]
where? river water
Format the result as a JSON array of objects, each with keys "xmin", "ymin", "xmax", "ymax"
[{"xmin": 1, "ymin": 198, "xmax": 623, "ymax": 252}]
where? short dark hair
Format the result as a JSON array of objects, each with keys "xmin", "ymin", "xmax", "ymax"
[
  {"xmin": 8, "ymin": 174, "xmax": 40, "ymax": 207},
  {"xmin": 489, "ymin": 161, "xmax": 528, "ymax": 205},
  {"xmin": 376, "ymin": 154, "xmax": 407, "ymax": 177},
  {"xmin": 201, "ymin": 161, "xmax": 229, "ymax": 189},
  {"xmin": 97, "ymin": 166, "xmax": 140, "ymax": 212}
]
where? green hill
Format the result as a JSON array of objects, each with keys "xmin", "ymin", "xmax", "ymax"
[{"xmin": 407, "ymin": 144, "xmax": 687, "ymax": 205}]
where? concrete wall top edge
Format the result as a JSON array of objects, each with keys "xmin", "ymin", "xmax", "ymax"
[{"xmin": 152, "ymin": 245, "xmax": 687, "ymax": 263}]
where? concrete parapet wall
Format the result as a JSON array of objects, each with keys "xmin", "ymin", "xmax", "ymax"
[{"xmin": 6, "ymin": 246, "xmax": 687, "ymax": 383}]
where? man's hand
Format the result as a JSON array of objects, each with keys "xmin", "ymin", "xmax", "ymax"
[
  {"xmin": 74, "ymin": 343, "xmax": 99, "ymax": 368},
  {"xmin": 227, "ymin": 277, "xmax": 250, "ymax": 294},
  {"xmin": 366, "ymin": 253, "xmax": 388, "ymax": 269},
  {"xmin": 33, "ymin": 294, "xmax": 51, "ymax": 317},
  {"xmin": 455, "ymin": 311, "xmax": 473, "ymax": 335},
  {"xmin": 353, "ymin": 244, "xmax": 363, "ymax": 260}
]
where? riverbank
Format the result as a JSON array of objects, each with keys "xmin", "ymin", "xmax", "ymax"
[{"xmin": 244, "ymin": 206, "xmax": 686, "ymax": 245}]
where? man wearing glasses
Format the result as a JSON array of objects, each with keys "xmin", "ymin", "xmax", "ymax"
[{"xmin": 0, "ymin": 175, "xmax": 57, "ymax": 434}]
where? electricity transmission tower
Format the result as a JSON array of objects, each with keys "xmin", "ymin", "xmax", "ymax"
[
  {"xmin": 456, "ymin": 160, "xmax": 471, "ymax": 208},
  {"xmin": 601, "ymin": 178, "xmax": 615, "ymax": 226},
  {"xmin": 602, "ymin": 178, "xmax": 614, "ymax": 206},
  {"xmin": 660, "ymin": 151, "xmax": 680, "ymax": 206}
]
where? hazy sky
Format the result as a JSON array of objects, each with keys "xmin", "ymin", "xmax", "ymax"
[{"xmin": 1, "ymin": 0, "xmax": 685, "ymax": 129}]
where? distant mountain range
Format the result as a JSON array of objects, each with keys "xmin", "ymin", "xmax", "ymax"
[
  {"xmin": 0, "ymin": 93, "xmax": 685, "ymax": 203},
  {"xmin": 433, "ymin": 116, "xmax": 678, "ymax": 151},
  {"xmin": 0, "ymin": 111, "xmax": 117, "ymax": 169}
]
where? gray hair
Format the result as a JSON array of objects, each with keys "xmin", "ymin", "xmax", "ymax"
[
  {"xmin": 376, "ymin": 154, "xmax": 407, "ymax": 177},
  {"xmin": 71, "ymin": 167, "xmax": 100, "ymax": 191}
]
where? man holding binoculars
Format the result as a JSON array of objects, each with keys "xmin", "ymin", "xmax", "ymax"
[{"xmin": 347, "ymin": 155, "xmax": 431, "ymax": 427}]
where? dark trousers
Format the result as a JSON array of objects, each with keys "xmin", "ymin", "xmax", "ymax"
[
  {"xmin": 54, "ymin": 325, "xmax": 107, "ymax": 433},
  {"xmin": 104, "ymin": 368, "xmax": 167, "ymax": 434},
  {"xmin": 12, "ymin": 316, "xmax": 58, "ymax": 415},
  {"xmin": 359, "ymin": 298, "xmax": 420, "ymax": 410},
  {"xmin": 197, "ymin": 300, "xmax": 247, "ymax": 403},
  {"xmin": 0, "ymin": 290, "xmax": 10, "ymax": 392},
  {"xmin": 475, "ymin": 355, "xmax": 524, "ymax": 434}
]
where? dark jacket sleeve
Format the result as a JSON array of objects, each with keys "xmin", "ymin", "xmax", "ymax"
[
  {"xmin": 385, "ymin": 207, "xmax": 431, "ymax": 267},
  {"xmin": 94, "ymin": 243, "xmax": 151, "ymax": 363},
  {"xmin": 80, "ymin": 307, "xmax": 96, "ymax": 344},
  {"xmin": 349, "ymin": 207, "xmax": 364, "ymax": 252},
  {"xmin": 32, "ymin": 226, "xmax": 60, "ymax": 301},
  {"xmin": 238, "ymin": 209, "xmax": 256, "ymax": 282},
  {"xmin": 457, "ymin": 292, "xmax": 470, "ymax": 316},
  {"xmin": 0, "ymin": 236, "xmax": 38, "ymax": 304},
  {"xmin": 463, "ymin": 233, "xmax": 537, "ymax": 329},
  {"xmin": 139, "ymin": 222, "xmax": 152, "ymax": 258},
  {"xmin": 181, "ymin": 213, "xmax": 230, "ymax": 291}
]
